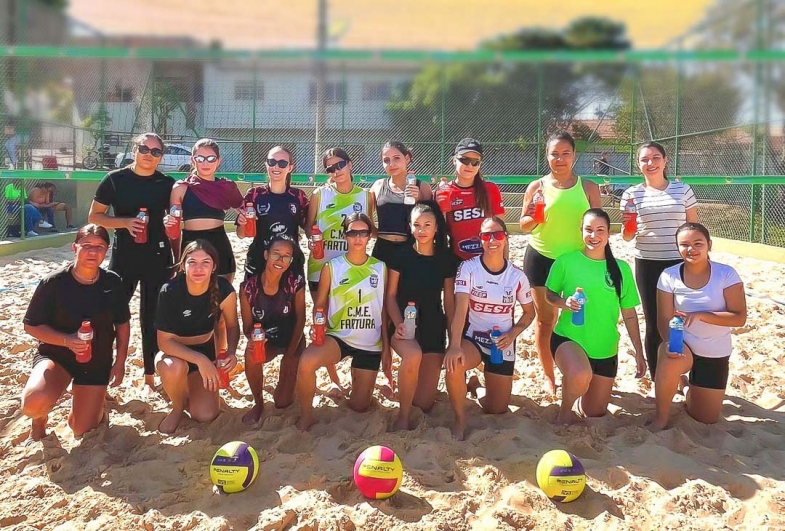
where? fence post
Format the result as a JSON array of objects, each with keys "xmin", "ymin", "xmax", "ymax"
[
  {"xmin": 536, "ymin": 64, "xmax": 544, "ymax": 175},
  {"xmin": 674, "ymin": 48, "xmax": 683, "ymax": 175},
  {"xmin": 438, "ymin": 66, "xmax": 447, "ymax": 176},
  {"xmin": 340, "ymin": 63, "xmax": 346, "ymax": 146},
  {"xmin": 99, "ymin": 36, "xmax": 107, "ymax": 152},
  {"xmin": 760, "ymin": 0, "xmax": 771, "ymax": 244},
  {"xmin": 251, "ymin": 60, "xmax": 258, "ymax": 170},
  {"xmin": 628, "ymin": 68, "xmax": 637, "ymax": 176},
  {"xmin": 749, "ymin": 0, "xmax": 764, "ymax": 243}
]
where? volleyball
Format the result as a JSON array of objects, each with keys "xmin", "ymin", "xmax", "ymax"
[
  {"xmin": 209, "ymin": 441, "xmax": 259, "ymax": 494},
  {"xmin": 536, "ymin": 450, "xmax": 586, "ymax": 503},
  {"xmin": 353, "ymin": 445, "xmax": 404, "ymax": 499}
]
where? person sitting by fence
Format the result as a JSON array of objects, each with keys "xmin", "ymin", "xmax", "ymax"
[
  {"xmin": 29, "ymin": 182, "xmax": 75, "ymax": 230},
  {"xmin": 4, "ymin": 182, "xmax": 46, "ymax": 237}
]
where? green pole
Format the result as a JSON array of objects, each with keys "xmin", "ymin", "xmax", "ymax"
[
  {"xmin": 674, "ymin": 47, "xmax": 683, "ymax": 175},
  {"xmin": 749, "ymin": 0, "xmax": 764, "ymax": 243},
  {"xmin": 629, "ymin": 68, "xmax": 637, "ymax": 176},
  {"xmin": 251, "ymin": 61, "xmax": 258, "ymax": 168},
  {"xmin": 438, "ymin": 67, "xmax": 447, "ymax": 176},
  {"xmin": 340, "ymin": 64, "xmax": 346, "ymax": 145},
  {"xmin": 760, "ymin": 0, "xmax": 771, "ymax": 243},
  {"xmin": 536, "ymin": 64, "xmax": 543, "ymax": 175},
  {"xmin": 17, "ymin": 0, "xmax": 27, "ymax": 238},
  {"xmin": 99, "ymin": 36, "xmax": 107, "ymax": 153}
]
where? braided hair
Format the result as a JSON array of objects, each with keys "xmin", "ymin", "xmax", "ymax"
[{"xmin": 583, "ymin": 208, "xmax": 623, "ymax": 299}]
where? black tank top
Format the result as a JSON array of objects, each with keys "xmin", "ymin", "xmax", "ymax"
[
  {"xmin": 376, "ymin": 178, "xmax": 418, "ymax": 237},
  {"xmin": 182, "ymin": 187, "xmax": 226, "ymax": 221}
]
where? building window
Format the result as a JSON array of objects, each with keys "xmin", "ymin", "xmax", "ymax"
[
  {"xmin": 108, "ymin": 86, "xmax": 134, "ymax": 102},
  {"xmin": 235, "ymin": 81, "xmax": 264, "ymax": 101},
  {"xmin": 309, "ymin": 81, "xmax": 345, "ymax": 104},
  {"xmin": 362, "ymin": 81, "xmax": 391, "ymax": 101}
]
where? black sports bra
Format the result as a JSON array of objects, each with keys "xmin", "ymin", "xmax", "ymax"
[{"xmin": 182, "ymin": 187, "xmax": 226, "ymax": 221}]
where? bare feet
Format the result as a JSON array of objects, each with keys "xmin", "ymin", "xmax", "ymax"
[
  {"xmin": 327, "ymin": 383, "xmax": 346, "ymax": 401},
  {"xmin": 242, "ymin": 403, "xmax": 264, "ymax": 424},
  {"xmin": 142, "ymin": 375, "xmax": 157, "ymax": 396},
  {"xmin": 379, "ymin": 384, "xmax": 395, "ymax": 401},
  {"xmin": 647, "ymin": 419, "xmax": 668, "ymax": 432},
  {"xmin": 677, "ymin": 375, "xmax": 690, "ymax": 396},
  {"xmin": 158, "ymin": 409, "xmax": 184, "ymax": 434},
  {"xmin": 295, "ymin": 415, "xmax": 315, "ymax": 431},
  {"xmin": 542, "ymin": 377, "xmax": 557, "ymax": 396},
  {"xmin": 555, "ymin": 409, "xmax": 581, "ymax": 426},
  {"xmin": 31, "ymin": 417, "xmax": 47, "ymax": 441},
  {"xmin": 451, "ymin": 419, "xmax": 467, "ymax": 441},
  {"xmin": 467, "ymin": 375, "xmax": 482, "ymax": 398},
  {"xmin": 392, "ymin": 413, "xmax": 411, "ymax": 431}
]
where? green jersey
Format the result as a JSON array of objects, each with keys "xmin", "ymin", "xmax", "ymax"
[
  {"xmin": 327, "ymin": 255, "xmax": 386, "ymax": 351},
  {"xmin": 545, "ymin": 250, "xmax": 640, "ymax": 359},
  {"xmin": 307, "ymin": 183, "xmax": 370, "ymax": 282}
]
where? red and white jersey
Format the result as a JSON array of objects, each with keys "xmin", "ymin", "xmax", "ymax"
[
  {"xmin": 435, "ymin": 180, "xmax": 504, "ymax": 261},
  {"xmin": 455, "ymin": 256, "xmax": 533, "ymax": 360}
]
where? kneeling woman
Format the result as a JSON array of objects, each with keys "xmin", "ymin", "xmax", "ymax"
[
  {"xmin": 22, "ymin": 225, "xmax": 130, "ymax": 440},
  {"xmin": 296, "ymin": 213, "xmax": 388, "ymax": 430},
  {"xmin": 444, "ymin": 217, "xmax": 535, "ymax": 440},
  {"xmin": 240, "ymin": 235, "xmax": 306, "ymax": 423},
  {"xmin": 545, "ymin": 209, "xmax": 646, "ymax": 425},
  {"xmin": 651, "ymin": 223, "xmax": 746, "ymax": 430},
  {"xmin": 154, "ymin": 240, "xmax": 240, "ymax": 433}
]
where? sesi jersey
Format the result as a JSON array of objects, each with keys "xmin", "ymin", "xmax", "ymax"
[
  {"xmin": 455, "ymin": 256, "xmax": 532, "ymax": 360},
  {"xmin": 435, "ymin": 180, "xmax": 504, "ymax": 261}
]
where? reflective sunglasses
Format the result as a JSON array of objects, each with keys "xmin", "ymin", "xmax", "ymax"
[
  {"xmin": 479, "ymin": 230, "xmax": 506, "ymax": 242},
  {"xmin": 136, "ymin": 145, "xmax": 163, "ymax": 157},
  {"xmin": 456, "ymin": 156, "xmax": 481, "ymax": 167},
  {"xmin": 325, "ymin": 160, "xmax": 349, "ymax": 174},
  {"xmin": 269, "ymin": 252, "xmax": 293, "ymax": 264},
  {"xmin": 345, "ymin": 229, "xmax": 371, "ymax": 238},
  {"xmin": 194, "ymin": 154, "xmax": 218, "ymax": 163},
  {"xmin": 267, "ymin": 158, "xmax": 290, "ymax": 169}
]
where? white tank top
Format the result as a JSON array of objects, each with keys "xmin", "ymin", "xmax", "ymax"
[{"xmin": 327, "ymin": 255, "xmax": 386, "ymax": 351}]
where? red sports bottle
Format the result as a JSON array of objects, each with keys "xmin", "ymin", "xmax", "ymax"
[
  {"xmin": 76, "ymin": 320, "xmax": 93, "ymax": 363},
  {"xmin": 243, "ymin": 203, "xmax": 257, "ymax": 238},
  {"xmin": 251, "ymin": 323, "xmax": 266, "ymax": 363},
  {"xmin": 532, "ymin": 189, "xmax": 546, "ymax": 224},
  {"xmin": 623, "ymin": 199, "xmax": 637, "ymax": 234},
  {"xmin": 314, "ymin": 307, "xmax": 326, "ymax": 346},
  {"xmin": 165, "ymin": 204, "xmax": 182, "ymax": 240},
  {"xmin": 311, "ymin": 225, "xmax": 324, "ymax": 260},
  {"xmin": 217, "ymin": 349, "xmax": 230, "ymax": 389},
  {"xmin": 134, "ymin": 208, "xmax": 149, "ymax": 244}
]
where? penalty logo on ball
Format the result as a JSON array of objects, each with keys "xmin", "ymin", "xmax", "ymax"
[
  {"xmin": 353, "ymin": 445, "xmax": 403, "ymax": 500},
  {"xmin": 209, "ymin": 441, "xmax": 259, "ymax": 494},
  {"xmin": 536, "ymin": 449, "xmax": 586, "ymax": 503}
]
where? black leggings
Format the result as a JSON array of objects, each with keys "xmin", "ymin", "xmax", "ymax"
[{"xmin": 635, "ymin": 257, "xmax": 681, "ymax": 378}]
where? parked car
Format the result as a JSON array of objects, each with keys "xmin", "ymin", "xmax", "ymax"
[{"xmin": 115, "ymin": 143, "xmax": 192, "ymax": 172}]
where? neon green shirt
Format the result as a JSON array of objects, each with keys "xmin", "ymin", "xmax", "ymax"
[
  {"xmin": 529, "ymin": 177, "xmax": 590, "ymax": 259},
  {"xmin": 546, "ymin": 250, "xmax": 640, "ymax": 360}
]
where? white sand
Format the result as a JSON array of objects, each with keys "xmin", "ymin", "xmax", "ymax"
[{"xmin": 0, "ymin": 234, "xmax": 783, "ymax": 530}]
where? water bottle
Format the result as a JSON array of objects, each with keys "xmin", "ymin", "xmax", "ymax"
[
  {"xmin": 668, "ymin": 315, "xmax": 684, "ymax": 355},
  {"xmin": 571, "ymin": 288, "xmax": 587, "ymax": 326},
  {"xmin": 437, "ymin": 177, "xmax": 449, "ymax": 190},
  {"xmin": 314, "ymin": 307, "xmax": 326, "ymax": 346},
  {"xmin": 243, "ymin": 202, "xmax": 257, "ymax": 238},
  {"xmin": 217, "ymin": 349, "xmax": 230, "ymax": 389},
  {"xmin": 165, "ymin": 204, "xmax": 182, "ymax": 240},
  {"xmin": 623, "ymin": 199, "xmax": 637, "ymax": 234},
  {"xmin": 134, "ymin": 208, "xmax": 148, "ymax": 244},
  {"xmin": 404, "ymin": 173, "xmax": 417, "ymax": 205},
  {"xmin": 490, "ymin": 326, "xmax": 503, "ymax": 364},
  {"xmin": 532, "ymin": 189, "xmax": 546, "ymax": 224},
  {"xmin": 311, "ymin": 225, "xmax": 324, "ymax": 260},
  {"xmin": 76, "ymin": 320, "xmax": 93, "ymax": 363},
  {"xmin": 402, "ymin": 302, "xmax": 417, "ymax": 340},
  {"xmin": 251, "ymin": 323, "xmax": 266, "ymax": 363}
]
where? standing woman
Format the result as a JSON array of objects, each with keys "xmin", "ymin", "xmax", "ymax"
[
  {"xmin": 545, "ymin": 209, "xmax": 646, "ymax": 425},
  {"xmin": 621, "ymin": 142, "xmax": 698, "ymax": 378},
  {"xmin": 21, "ymin": 225, "xmax": 130, "ymax": 440},
  {"xmin": 165, "ymin": 138, "xmax": 244, "ymax": 279},
  {"xmin": 296, "ymin": 213, "xmax": 387, "ymax": 431},
  {"xmin": 444, "ymin": 217, "xmax": 536, "ymax": 441},
  {"xmin": 239, "ymin": 235, "xmax": 306, "ymax": 423},
  {"xmin": 435, "ymin": 138, "xmax": 504, "ymax": 263},
  {"xmin": 89, "ymin": 132, "xmax": 175, "ymax": 394},
  {"xmin": 236, "ymin": 146, "xmax": 309, "ymax": 280},
  {"xmin": 386, "ymin": 202, "xmax": 455, "ymax": 431},
  {"xmin": 651, "ymin": 223, "xmax": 746, "ymax": 430},
  {"xmin": 519, "ymin": 131, "xmax": 602, "ymax": 395},
  {"xmin": 154, "ymin": 240, "xmax": 240, "ymax": 434},
  {"xmin": 369, "ymin": 141, "xmax": 433, "ymax": 265}
]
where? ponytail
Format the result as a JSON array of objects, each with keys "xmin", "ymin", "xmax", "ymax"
[
  {"xmin": 583, "ymin": 208, "xmax": 623, "ymax": 300},
  {"xmin": 471, "ymin": 170, "xmax": 491, "ymax": 216},
  {"xmin": 208, "ymin": 273, "xmax": 220, "ymax": 321}
]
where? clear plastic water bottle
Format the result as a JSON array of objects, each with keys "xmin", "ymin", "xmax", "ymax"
[
  {"xmin": 668, "ymin": 315, "xmax": 684, "ymax": 355},
  {"xmin": 571, "ymin": 287, "xmax": 587, "ymax": 326},
  {"xmin": 490, "ymin": 326, "xmax": 503, "ymax": 364},
  {"xmin": 404, "ymin": 173, "xmax": 417, "ymax": 205},
  {"xmin": 403, "ymin": 302, "xmax": 417, "ymax": 340},
  {"xmin": 166, "ymin": 204, "xmax": 182, "ymax": 240}
]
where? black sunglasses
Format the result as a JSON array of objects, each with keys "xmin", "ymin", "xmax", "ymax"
[
  {"xmin": 137, "ymin": 145, "xmax": 163, "ymax": 157},
  {"xmin": 345, "ymin": 229, "xmax": 370, "ymax": 238},
  {"xmin": 325, "ymin": 160, "xmax": 349, "ymax": 174},
  {"xmin": 194, "ymin": 154, "xmax": 218, "ymax": 163},
  {"xmin": 267, "ymin": 159, "xmax": 290, "ymax": 169},
  {"xmin": 456, "ymin": 156, "xmax": 481, "ymax": 167}
]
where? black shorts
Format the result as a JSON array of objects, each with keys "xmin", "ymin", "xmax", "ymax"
[
  {"xmin": 183, "ymin": 340, "xmax": 216, "ymax": 374},
  {"xmin": 372, "ymin": 238, "xmax": 410, "ymax": 265},
  {"xmin": 388, "ymin": 320, "xmax": 447, "ymax": 355},
  {"xmin": 463, "ymin": 335, "xmax": 515, "ymax": 377},
  {"xmin": 33, "ymin": 351, "xmax": 112, "ymax": 386},
  {"xmin": 550, "ymin": 332, "xmax": 618, "ymax": 378},
  {"xmin": 331, "ymin": 336, "xmax": 382, "ymax": 372},
  {"xmin": 689, "ymin": 352, "xmax": 730, "ymax": 390},
  {"xmin": 182, "ymin": 227, "xmax": 236, "ymax": 276},
  {"xmin": 522, "ymin": 245, "xmax": 556, "ymax": 288},
  {"xmin": 262, "ymin": 337, "xmax": 306, "ymax": 362}
]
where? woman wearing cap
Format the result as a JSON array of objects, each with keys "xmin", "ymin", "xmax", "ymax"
[
  {"xmin": 21, "ymin": 224, "xmax": 131, "ymax": 440},
  {"xmin": 435, "ymin": 138, "xmax": 505, "ymax": 264},
  {"xmin": 519, "ymin": 131, "xmax": 602, "ymax": 396}
]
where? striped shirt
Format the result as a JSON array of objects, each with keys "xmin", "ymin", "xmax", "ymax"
[{"xmin": 621, "ymin": 181, "xmax": 698, "ymax": 260}]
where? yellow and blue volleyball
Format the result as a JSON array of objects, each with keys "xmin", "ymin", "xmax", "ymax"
[
  {"xmin": 536, "ymin": 450, "xmax": 586, "ymax": 503},
  {"xmin": 209, "ymin": 441, "xmax": 259, "ymax": 493},
  {"xmin": 353, "ymin": 445, "xmax": 403, "ymax": 499}
]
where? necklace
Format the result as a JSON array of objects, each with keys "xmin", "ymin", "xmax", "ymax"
[{"xmin": 72, "ymin": 267, "xmax": 99, "ymax": 285}]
